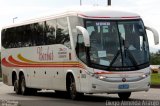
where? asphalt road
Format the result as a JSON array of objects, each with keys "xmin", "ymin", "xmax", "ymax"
[{"xmin": 0, "ymin": 82, "xmax": 160, "ymax": 106}]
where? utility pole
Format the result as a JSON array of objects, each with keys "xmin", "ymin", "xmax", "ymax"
[
  {"xmin": 108, "ymin": 0, "xmax": 111, "ymax": 6},
  {"xmin": 13, "ymin": 17, "xmax": 18, "ymax": 23},
  {"xmin": 80, "ymin": 0, "xmax": 82, "ymax": 6}
]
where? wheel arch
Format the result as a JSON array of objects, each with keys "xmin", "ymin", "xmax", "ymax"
[
  {"xmin": 12, "ymin": 71, "xmax": 17, "ymax": 86},
  {"xmin": 17, "ymin": 69, "xmax": 31, "ymax": 89},
  {"xmin": 66, "ymin": 70, "xmax": 81, "ymax": 92},
  {"xmin": 66, "ymin": 71, "xmax": 74, "ymax": 91},
  {"xmin": 19, "ymin": 71, "xmax": 24, "ymax": 80}
]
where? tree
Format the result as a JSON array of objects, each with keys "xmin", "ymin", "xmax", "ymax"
[{"xmin": 150, "ymin": 50, "xmax": 160, "ymax": 65}]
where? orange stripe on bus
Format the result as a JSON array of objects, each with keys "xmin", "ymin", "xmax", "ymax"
[{"xmin": 2, "ymin": 54, "xmax": 86, "ymax": 69}]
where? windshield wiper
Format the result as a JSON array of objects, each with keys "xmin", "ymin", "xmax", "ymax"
[
  {"xmin": 123, "ymin": 38, "xmax": 139, "ymax": 70},
  {"xmin": 125, "ymin": 49, "xmax": 139, "ymax": 69},
  {"xmin": 109, "ymin": 50, "xmax": 121, "ymax": 67},
  {"xmin": 109, "ymin": 41, "xmax": 139, "ymax": 70}
]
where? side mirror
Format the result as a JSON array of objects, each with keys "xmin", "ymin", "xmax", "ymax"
[
  {"xmin": 145, "ymin": 26, "xmax": 159, "ymax": 45},
  {"xmin": 76, "ymin": 26, "xmax": 90, "ymax": 47}
]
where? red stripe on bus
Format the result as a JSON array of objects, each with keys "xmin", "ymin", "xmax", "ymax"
[
  {"xmin": 2, "ymin": 57, "xmax": 86, "ymax": 69},
  {"xmin": 79, "ymin": 14, "xmax": 111, "ymax": 18},
  {"xmin": 8, "ymin": 55, "xmax": 31, "ymax": 65},
  {"xmin": 2, "ymin": 58, "xmax": 18, "ymax": 67}
]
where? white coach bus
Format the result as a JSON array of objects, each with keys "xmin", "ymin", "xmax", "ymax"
[{"xmin": 1, "ymin": 7, "xmax": 159, "ymax": 100}]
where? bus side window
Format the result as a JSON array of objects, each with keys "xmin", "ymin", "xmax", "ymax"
[
  {"xmin": 45, "ymin": 20, "xmax": 56, "ymax": 45},
  {"xmin": 24, "ymin": 25, "xmax": 33, "ymax": 47},
  {"xmin": 56, "ymin": 18, "xmax": 71, "ymax": 48},
  {"xmin": 2, "ymin": 29, "xmax": 7, "ymax": 48},
  {"xmin": 32, "ymin": 22, "xmax": 45, "ymax": 46}
]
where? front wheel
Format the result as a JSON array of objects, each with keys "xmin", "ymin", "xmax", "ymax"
[
  {"xmin": 118, "ymin": 92, "xmax": 131, "ymax": 100},
  {"xmin": 68, "ymin": 75, "xmax": 82, "ymax": 100},
  {"xmin": 69, "ymin": 76, "xmax": 77, "ymax": 100}
]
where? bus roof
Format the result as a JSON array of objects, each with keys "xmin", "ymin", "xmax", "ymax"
[
  {"xmin": 2, "ymin": 6, "xmax": 140, "ymax": 29},
  {"xmin": 76, "ymin": 6, "xmax": 140, "ymax": 19}
]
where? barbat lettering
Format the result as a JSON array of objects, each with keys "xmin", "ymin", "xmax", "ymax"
[{"xmin": 37, "ymin": 47, "xmax": 54, "ymax": 61}]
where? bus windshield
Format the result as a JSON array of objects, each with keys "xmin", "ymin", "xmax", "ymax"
[{"xmin": 85, "ymin": 19, "xmax": 149, "ymax": 71}]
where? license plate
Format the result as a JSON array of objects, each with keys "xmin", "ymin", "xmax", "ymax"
[{"xmin": 118, "ymin": 84, "xmax": 129, "ymax": 89}]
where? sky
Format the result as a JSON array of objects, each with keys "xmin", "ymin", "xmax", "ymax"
[{"xmin": 0, "ymin": 0, "xmax": 160, "ymax": 52}]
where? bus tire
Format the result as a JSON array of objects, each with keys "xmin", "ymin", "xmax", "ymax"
[
  {"xmin": 67, "ymin": 75, "xmax": 80, "ymax": 100},
  {"xmin": 118, "ymin": 92, "xmax": 131, "ymax": 100},
  {"xmin": 20, "ymin": 74, "xmax": 29, "ymax": 95},
  {"xmin": 14, "ymin": 79, "xmax": 21, "ymax": 94}
]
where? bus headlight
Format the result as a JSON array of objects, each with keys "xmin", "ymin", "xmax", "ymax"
[
  {"xmin": 99, "ymin": 76, "xmax": 106, "ymax": 80},
  {"xmin": 141, "ymin": 74, "xmax": 148, "ymax": 78},
  {"xmin": 92, "ymin": 74, "xmax": 106, "ymax": 80},
  {"xmin": 141, "ymin": 72, "xmax": 150, "ymax": 78}
]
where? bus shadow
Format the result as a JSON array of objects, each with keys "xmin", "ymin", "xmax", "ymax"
[
  {"xmin": 7, "ymin": 91, "xmax": 147, "ymax": 102},
  {"xmin": 36, "ymin": 91, "xmax": 121, "ymax": 102}
]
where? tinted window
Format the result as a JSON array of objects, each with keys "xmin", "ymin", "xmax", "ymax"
[
  {"xmin": 56, "ymin": 18, "xmax": 70, "ymax": 48},
  {"xmin": 6, "ymin": 28, "xmax": 18, "ymax": 48},
  {"xmin": 23, "ymin": 25, "xmax": 33, "ymax": 47},
  {"xmin": 45, "ymin": 20, "xmax": 56, "ymax": 45},
  {"xmin": 30, "ymin": 22, "xmax": 45, "ymax": 46},
  {"xmin": 2, "ymin": 17, "xmax": 71, "ymax": 49},
  {"xmin": 16, "ymin": 26, "xmax": 24, "ymax": 47},
  {"xmin": 2, "ymin": 29, "xmax": 7, "ymax": 48}
]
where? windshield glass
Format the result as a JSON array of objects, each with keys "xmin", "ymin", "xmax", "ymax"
[{"xmin": 85, "ymin": 19, "xmax": 149, "ymax": 70}]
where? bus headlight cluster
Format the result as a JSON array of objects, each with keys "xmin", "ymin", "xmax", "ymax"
[
  {"xmin": 141, "ymin": 72, "xmax": 150, "ymax": 78},
  {"xmin": 141, "ymin": 74, "xmax": 148, "ymax": 78},
  {"xmin": 92, "ymin": 74, "xmax": 106, "ymax": 80},
  {"xmin": 99, "ymin": 76, "xmax": 106, "ymax": 80}
]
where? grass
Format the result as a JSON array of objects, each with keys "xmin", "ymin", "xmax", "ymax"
[{"xmin": 151, "ymin": 73, "xmax": 160, "ymax": 85}]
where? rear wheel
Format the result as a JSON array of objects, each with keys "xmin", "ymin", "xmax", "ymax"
[
  {"xmin": 14, "ymin": 79, "xmax": 21, "ymax": 94},
  {"xmin": 118, "ymin": 92, "xmax": 131, "ymax": 100},
  {"xmin": 20, "ymin": 75, "xmax": 29, "ymax": 95}
]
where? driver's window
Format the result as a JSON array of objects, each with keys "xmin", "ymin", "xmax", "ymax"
[{"xmin": 76, "ymin": 35, "xmax": 86, "ymax": 63}]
